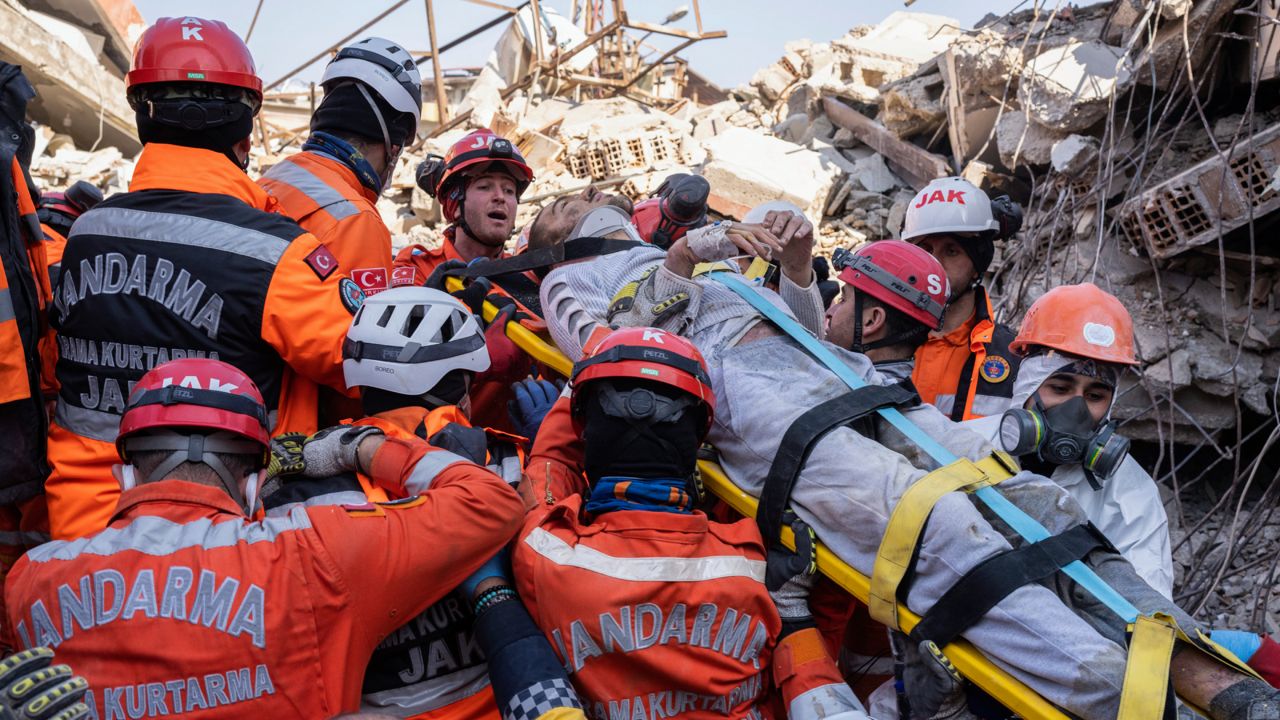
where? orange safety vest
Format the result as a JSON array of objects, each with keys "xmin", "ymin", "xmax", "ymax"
[
  {"xmin": 912, "ymin": 285, "xmax": 1020, "ymax": 421},
  {"xmin": 258, "ymin": 151, "xmax": 394, "ymax": 293}
]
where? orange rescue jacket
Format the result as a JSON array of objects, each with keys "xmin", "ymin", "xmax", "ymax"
[
  {"xmin": 5, "ymin": 436, "xmax": 523, "ymax": 719},
  {"xmin": 912, "ymin": 285, "xmax": 1019, "ymax": 421},
  {"xmin": 258, "ymin": 150, "xmax": 393, "ymax": 293},
  {"xmin": 46, "ymin": 144, "xmax": 359, "ymax": 540}
]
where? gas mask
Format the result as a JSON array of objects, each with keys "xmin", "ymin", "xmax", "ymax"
[{"xmin": 999, "ymin": 395, "xmax": 1130, "ymax": 488}]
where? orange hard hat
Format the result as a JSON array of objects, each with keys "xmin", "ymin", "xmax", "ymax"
[{"xmin": 1010, "ymin": 283, "xmax": 1138, "ymax": 365}]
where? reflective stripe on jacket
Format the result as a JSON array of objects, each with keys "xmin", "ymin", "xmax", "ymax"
[
  {"xmin": 265, "ymin": 404, "xmax": 522, "ymax": 720},
  {"xmin": 259, "ymin": 151, "xmax": 393, "ymax": 288},
  {"xmin": 46, "ymin": 143, "xmax": 357, "ymax": 540},
  {"xmin": 5, "ymin": 436, "xmax": 523, "ymax": 719}
]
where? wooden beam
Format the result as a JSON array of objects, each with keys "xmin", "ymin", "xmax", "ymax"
[
  {"xmin": 414, "ymin": 3, "xmax": 527, "ymax": 67},
  {"xmin": 622, "ymin": 19, "xmax": 725, "ymax": 41},
  {"xmin": 425, "ymin": 0, "xmax": 449, "ymax": 123},
  {"xmin": 822, "ymin": 96, "xmax": 950, "ymax": 191},
  {"xmin": 622, "ymin": 37, "xmax": 698, "ymax": 90},
  {"xmin": 462, "ymin": 0, "xmax": 520, "ymax": 12}
]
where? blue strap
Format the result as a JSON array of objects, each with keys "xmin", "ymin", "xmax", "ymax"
[{"xmin": 709, "ymin": 271, "xmax": 1139, "ymax": 622}]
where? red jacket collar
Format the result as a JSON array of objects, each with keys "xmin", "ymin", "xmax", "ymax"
[{"xmin": 130, "ymin": 143, "xmax": 279, "ymax": 213}]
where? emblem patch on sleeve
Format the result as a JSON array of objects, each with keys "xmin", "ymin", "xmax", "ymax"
[
  {"xmin": 339, "ymin": 278, "xmax": 366, "ymax": 315},
  {"xmin": 304, "ymin": 245, "xmax": 339, "ymax": 280},
  {"xmin": 981, "ymin": 355, "xmax": 1011, "ymax": 383}
]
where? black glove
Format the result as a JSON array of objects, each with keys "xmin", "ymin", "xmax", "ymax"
[
  {"xmin": 0, "ymin": 648, "xmax": 91, "ymax": 720},
  {"xmin": 266, "ymin": 433, "xmax": 307, "ymax": 480},
  {"xmin": 299, "ymin": 425, "xmax": 384, "ymax": 478},
  {"xmin": 765, "ymin": 513, "xmax": 818, "ymax": 637},
  {"xmin": 424, "ymin": 259, "xmax": 470, "ymax": 292},
  {"xmin": 890, "ymin": 632, "xmax": 965, "ymax": 719},
  {"xmin": 416, "ymin": 155, "xmax": 446, "ymax": 197}
]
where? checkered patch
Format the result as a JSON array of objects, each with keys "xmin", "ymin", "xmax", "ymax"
[{"xmin": 504, "ymin": 678, "xmax": 582, "ymax": 720}]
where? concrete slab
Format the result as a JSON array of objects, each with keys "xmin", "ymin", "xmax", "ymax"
[
  {"xmin": 700, "ymin": 126, "xmax": 840, "ymax": 220},
  {"xmin": 1019, "ymin": 41, "xmax": 1129, "ymax": 132}
]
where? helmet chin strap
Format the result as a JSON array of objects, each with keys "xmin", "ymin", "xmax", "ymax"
[
  {"xmin": 354, "ymin": 83, "xmax": 401, "ymax": 194},
  {"xmin": 123, "ymin": 431, "xmax": 265, "ymax": 515}
]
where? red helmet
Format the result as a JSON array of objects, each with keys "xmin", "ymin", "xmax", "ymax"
[
  {"xmin": 570, "ymin": 327, "xmax": 715, "ymax": 432},
  {"xmin": 837, "ymin": 240, "xmax": 949, "ymax": 331},
  {"xmin": 127, "ymin": 17, "xmax": 262, "ymax": 101},
  {"xmin": 117, "ymin": 358, "xmax": 270, "ymax": 460},
  {"xmin": 430, "ymin": 129, "xmax": 533, "ymax": 222}
]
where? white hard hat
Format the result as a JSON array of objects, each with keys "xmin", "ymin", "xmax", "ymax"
[
  {"xmin": 343, "ymin": 287, "xmax": 490, "ymax": 396},
  {"xmin": 322, "ymin": 37, "xmax": 423, "ymax": 128},
  {"xmin": 901, "ymin": 177, "xmax": 999, "ymax": 241}
]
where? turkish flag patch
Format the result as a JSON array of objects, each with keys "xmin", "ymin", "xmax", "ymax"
[
  {"xmin": 353, "ymin": 267, "xmax": 389, "ymax": 294},
  {"xmin": 391, "ymin": 266, "xmax": 417, "ymax": 287},
  {"xmin": 304, "ymin": 245, "xmax": 339, "ymax": 280}
]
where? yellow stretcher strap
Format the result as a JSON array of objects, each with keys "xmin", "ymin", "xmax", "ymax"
[
  {"xmin": 1119, "ymin": 614, "xmax": 1177, "ymax": 719},
  {"xmin": 868, "ymin": 452, "xmax": 1018, "ymax": 629}
]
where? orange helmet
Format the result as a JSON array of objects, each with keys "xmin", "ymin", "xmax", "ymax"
[
  {"xmin": 127, "ymin": 17, "xmax": 262, "ymax": 100},
  {"xmin": 1010, "ymin": 283, "xmax": 1138, "ymax": 365},
  {"xmin": 570, "ymin": 327, "xmax": 715, "ymax": 434}
]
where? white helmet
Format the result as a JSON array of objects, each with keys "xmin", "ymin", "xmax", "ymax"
[
  {"xmin": 322, "ymin": 37, "xmax": 423, "ymax": 132},
  {"xmin": 343, "ymin": 287, "xmax": 490, "ymax": 396},
  {"xmin": 901, "ymin": 177, "xmax": 999, "ymax": 241}
]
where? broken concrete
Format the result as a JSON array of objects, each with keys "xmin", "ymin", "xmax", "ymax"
[
  {"xmin": 879, "ymin": 71, "xmax": 946, "ymax": 139},
  {"xmin": 995, "ymin": 110, "xmax": 1068, "ymax": 168},
  {"xmin": 1050, "ymin": 134, "xmax": 1100, "ymax": 177},
  {"xmin": 700, "ymin": 126, "xmax": 840, "ymax": 220},
  {"xmin": 1018, "ymin": 41, "xmax": 1129, "ymax": 133}
]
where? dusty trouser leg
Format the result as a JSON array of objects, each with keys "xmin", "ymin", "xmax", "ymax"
[
  {"xmin": 709, "ymin": 338, "xmax": 1129, "ymax": 717},
  {"xmin": 988, "ymin": 472, "xmax": 1201, "ymax": 647}
]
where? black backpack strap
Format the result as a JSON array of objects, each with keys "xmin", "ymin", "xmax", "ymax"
[
  {"xmin": 444, "ymin": 237, "xmax": 645, "ymax": 280},
  {"xmin": 907, "ymin": 523, "xmax": 1110, "ymax": 649},
  {"xmin": 757, "ymin": 380, "xmax": 920, "ymax": 546}
]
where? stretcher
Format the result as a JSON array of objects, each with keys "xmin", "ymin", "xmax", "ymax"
[
  {"xmin": 448, "ymin": 276, "xmax": 1249, "ymax": 719},
  {"xmin": 447, "ymin": 277, "xmax": 1069, "ymax": 718}
]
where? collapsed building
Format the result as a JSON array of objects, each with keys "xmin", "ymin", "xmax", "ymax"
[{"xmin": 16, "ymin": 0, "xmax": 1280, "ymax": 632}]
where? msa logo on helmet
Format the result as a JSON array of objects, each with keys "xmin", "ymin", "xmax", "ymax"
[
  {"xmin": 1082, "ymin": 322, "xmax": 1116, "ymax": 348},
  {"xmin": 914, "ymin": 189, "xmax": 966, "ymax": 208}
]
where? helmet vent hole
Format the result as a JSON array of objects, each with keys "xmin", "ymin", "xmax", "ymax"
[
  {"xmin": 377, "ymin": 306, "xmax": 395, "ymax": 328},
  {"xmin": 401, "ymin": 305, "xmax": 426, "ymax": 337},
  {"xmin": 439, "ymin": 311, "xmax": 463, "ymax": 343}
]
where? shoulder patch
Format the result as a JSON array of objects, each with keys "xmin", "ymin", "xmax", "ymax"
[
  {"xmin": 339, "ymin": 277, "xmax": 366, "ymax": 314},
  {"xmin": 305, "ymin": 245, "xmax": 339, "ymax": 280},
  {"xmin": 391, "ymin": 266, "xmax": 417, "ymax": 287},
  {"xmin": 981, "ymin": 355, "xmax": 1012, "ymax": 383},
  {"xmin": 352, "ymin": 267, "xmax": 389, "ymax": 295}
]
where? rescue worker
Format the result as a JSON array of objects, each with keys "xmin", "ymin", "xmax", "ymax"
[
  {"xmin": 395, "ymin": 128, "xmax": 533, "ymax": 282},
  {"xmin": 266, "ymin": 286, "xmax": 553, "ymax": 719},
  {"xmin": 46, "ymin": 17, "xmax": 366, "ymax": 540},
  {"xmin": 4, "ymin": 358, "xmax": 524, "ymax": 718},
  {"xmin": 0, "ymin": 61, "xmax": 55, "ymax": 586},
  {"xmin": 513, "ymin": 327, "xmax": 870, "ymax": 718},
  {"xmin": 963, "ymin": 283, "xmax": 1174, "ymax": 597},
  {"xmin": 534, "ymin": 210, "xmax": 1278, "ymax": 718},
  {"xmin": 36, "ymin": 180, "xmax": 102, "ymax": 288},
  {"xmin": 259, "ymin": 37, "xmax": 421, "ymax": 291},
  {"xmin": 905, "ymin": 176, "xmax": 1023, "ymax": 421},
  {"xmin": 825, "ymin": 240, "xmax": 950, "ymax": 383}
]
